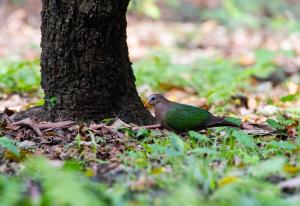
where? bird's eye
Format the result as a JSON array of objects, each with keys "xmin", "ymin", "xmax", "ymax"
[{"xmin": 151, "ymin": 97, "xmax": 155, "ymax": 101}]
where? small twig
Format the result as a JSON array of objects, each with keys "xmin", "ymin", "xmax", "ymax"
[
  {"xmin": 37, "ymin": 121, "xmax": 75, "ymax": 131},
  {"xmin": 132, "ymin": 124, "xmax": 161, "ymax": 131}
]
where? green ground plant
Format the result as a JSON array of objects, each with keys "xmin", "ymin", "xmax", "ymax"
[
  {"xmin": 0, "ymin": 59, "xmax": 40, "ymax": 93},
  {"xmin": 1, "ymin": 125, "xmax": 300, "ymax": 205}
]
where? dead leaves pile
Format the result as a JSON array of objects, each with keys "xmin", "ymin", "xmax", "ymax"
[{"xmin": 0, "ymin": 113, "xmax": 139, "ymax": 176}]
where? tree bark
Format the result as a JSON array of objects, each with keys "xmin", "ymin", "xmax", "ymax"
[{"xmin": 40, "ymin": 0, "xmax": 154, "ymax": 125}]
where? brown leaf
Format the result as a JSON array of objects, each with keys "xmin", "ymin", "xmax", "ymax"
[
  {"xmin": 10, "ymin": 118, "xmax": 42, "ymax": 137},
  {"xmin": 286, "ymin": 124, "xmax": 297, "ymax": 138},
  {"xmin": 89, "ymin": 123, "xmax": 105, "ymax": 131},
  {"xmin": 108, "ymin": 119, "xmax": 130, "ymax": 130},
  {"xmin": 130, "ymin": 176, "xmax": 155, "ymax": 191},
  {"xmin": 239, "ymin": 53, "xmax": 256, "ymax": 67}
]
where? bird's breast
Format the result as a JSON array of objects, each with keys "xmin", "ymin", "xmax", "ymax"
[{"xmin": 154, "ymin": 103, "xmax": 169, "ymax": 129}]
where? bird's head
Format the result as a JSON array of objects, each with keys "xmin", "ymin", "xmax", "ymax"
[{"xmin": 147, "ymin": 94, "xmax": 165, "ymax": 107}]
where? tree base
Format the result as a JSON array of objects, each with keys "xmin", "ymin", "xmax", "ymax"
[{"xmin": 11, "ymin": 107, "xmax": 156, "ymax": 126}]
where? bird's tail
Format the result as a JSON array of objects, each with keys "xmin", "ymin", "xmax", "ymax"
[{"xmin": 206, "ymin": 116, "xmax": 241, "ymax": 129}]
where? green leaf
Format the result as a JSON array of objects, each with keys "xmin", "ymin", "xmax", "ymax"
[
  {"xmin": 189, "ymin": 147, "xmax": 218, "ymax": 155},
  {"xmin": 25, "ymin": 158, "xmax": 108, "ymax": 206},
  {"xmin": 0, "ymin": 136, "xmax": 20, "ymax": 156},
  {"xmin": 232, "ymin": 130, "xmax": 255, "ymax": 149},
  {"xmin": 136, "ymin": 128, "xmax": 150, "ymax": 138},
  {"xmin": 35, "ymin": 99, "xmax": 45, "ymax": 106},
  {"xmin": 101, "ymin": 118, "xmax": 115, "ymax": 124},
  {"xmin": 280, "ymin": 94, "xmax": 297, "ymax": 102},
  {"xmin": 282, "ymin": 119, "xmax": 295, "ymax": 126},
  {"xmin": 269, "ymin": 140, "xmax": 296, "ymax": 150},
  {"xmin": 266, "ymin": 119, "xmax": 280, "ymax": 129},
  {"xmin": 243, "ymin": 155, "xmax": 260, "ymax": 164},
  {"xmin": 249, "ymin": 157, "xmax": 285, "ymax": 178},
  {"xmin": 255, "ymin": 49, "xmax": 276, "ymax": 66},
  {"xmin": 224, "ymin": 117, "xmax": 242, "ymax": 126},
  {"xmin": 0, "ymin": 176, "xmax": 24, "ymax": 206},
  {"xmin": 169, "ymin": 133, "xmax": 184, "ymax": 154},
  {"xmin": 188, "ymin": 131, "xmax": 210, "ymax": 143}
]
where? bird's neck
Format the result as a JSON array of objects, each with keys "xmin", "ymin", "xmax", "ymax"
[
  {"xmin": 154, "ymin": 100, "xmax": 172, "ymax": 121},
  {"xmin": 156, "ymin": 99, "xmax": 172, "ymax": 110}
]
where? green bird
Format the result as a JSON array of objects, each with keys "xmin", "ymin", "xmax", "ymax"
[{"xmin": 147, "ymin": 94, "xmax": 243, "ymax": 132}]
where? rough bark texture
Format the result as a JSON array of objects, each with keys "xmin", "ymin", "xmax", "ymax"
[{"xmin": 40, "ymin": 0, "xmax": 155, "ymax": 125}]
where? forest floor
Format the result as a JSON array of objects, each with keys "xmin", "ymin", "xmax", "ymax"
[{"xmin": 0, "ymin": 1, "xmax": 300, "ymax": 206}]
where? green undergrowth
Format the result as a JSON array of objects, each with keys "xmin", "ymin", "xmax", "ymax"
[
  {"xmin": 134, "ymin": 49, "xmax": 279, "ymax": 103},
  {"xmin": 202, "ymin": 0, "xmax": 300, "ymax": 31},
  {"xmin": 0, "ymin": 48, "xmax": 281, "ymax": 105},
  {"xmin": 0, "ymin": 50, "xmax": 299, "ymax": 206},
  {"xmin": 0, "ymin": 59, "xmax": 40, "ymax": 93},
  {"xmin": 1, "ymin": 125, "xmax": 300, "ymax": 206}
]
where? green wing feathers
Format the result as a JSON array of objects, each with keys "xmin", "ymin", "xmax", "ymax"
[{"xmin": 165, "ymin": 103, "xmax": 212, "ymax": 131}]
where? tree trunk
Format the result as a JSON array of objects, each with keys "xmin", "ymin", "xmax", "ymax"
[{"xmin": 40, "ymin": 0, "xmax": 154, "ymax": 125}]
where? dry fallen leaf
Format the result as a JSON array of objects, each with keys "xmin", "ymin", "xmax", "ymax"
[
  {"xmin": 239, "ymin": 53, "xmax": 256, "ymax": 67},
  {"xmin": 10, "ymin": 118, "xmax": 42, "ymax": 137},
  {"xmin": 130, "ymin": 176, "xmax": 155, "ymax": 191}
]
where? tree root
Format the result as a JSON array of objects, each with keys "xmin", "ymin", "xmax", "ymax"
[{"xmin": 10, "ymin": 106, "xmax": 51, "ymax": 122}]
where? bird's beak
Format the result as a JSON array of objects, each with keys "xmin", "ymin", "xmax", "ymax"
[{"xmin": 145, "ymin": 102, "xmax": 152, "ymax": 109}]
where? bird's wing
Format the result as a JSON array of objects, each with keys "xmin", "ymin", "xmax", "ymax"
[{"xmin": 165, "ymin": 103, "xmax": 212, "ymax": 131}]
